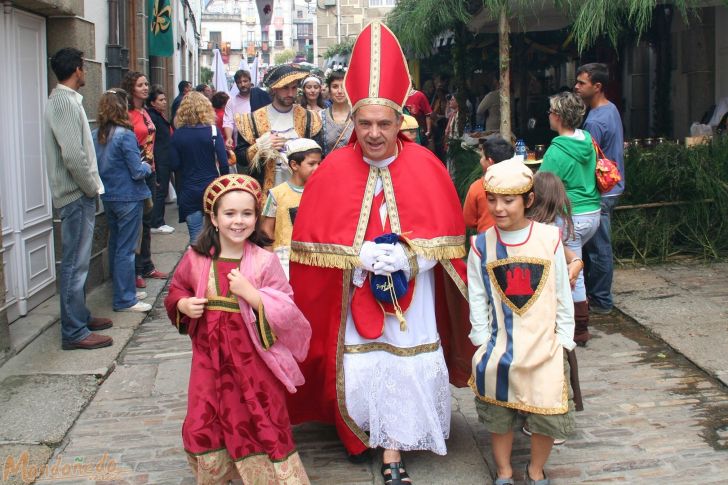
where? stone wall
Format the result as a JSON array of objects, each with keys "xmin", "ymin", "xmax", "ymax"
[{"xmin": 315, "ymin": 1, "xmax": 393, "ymax": 66}]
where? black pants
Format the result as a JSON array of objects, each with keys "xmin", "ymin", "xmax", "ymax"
[
  {"xmin": 150, "ymin": 163, "xmax": 171, "ymax": 228},
  {"xmin": 135, "ymin": 174, "xmax": 156, "ymax": 276}
]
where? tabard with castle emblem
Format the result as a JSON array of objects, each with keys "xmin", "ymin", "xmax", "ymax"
[{"xmin": 470, "ymin": 222, "xmax": 569, "ymax": 414}]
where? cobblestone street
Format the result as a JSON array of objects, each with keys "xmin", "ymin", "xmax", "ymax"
[{"xmin": 44, "ymin": 288, "xmax": 728, "ymax": 484}]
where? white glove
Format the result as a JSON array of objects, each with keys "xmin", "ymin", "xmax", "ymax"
[
  {"xmin": 372, "ymin": 243, "xmax": 409, "ymax": 276},
  {"xmin": 358, "ymin": 241, "xmax": 391, "ymax": 270}
]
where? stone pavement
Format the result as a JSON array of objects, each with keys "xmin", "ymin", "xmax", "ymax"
[{"xmin": 1, "ymin": 209, "xmax": 727, "ymax": 483}]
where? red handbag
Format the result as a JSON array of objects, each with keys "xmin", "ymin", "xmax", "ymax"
[{"xmin": 592, "ymin": 138, "xmax": 622, "ymax": 193}]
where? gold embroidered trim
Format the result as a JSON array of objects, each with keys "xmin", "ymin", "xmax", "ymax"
[
  {"xmin": 335, "ymin": 270, "xmax": 371, "ymax": 445},
  {"xmin": 484, "ymin": 180, "xmax": 534, "ymax": 195},
  {"xmin": 290, "ymin": 241, "xmax": 361, "ymax": 269},
  {"xmin": 269, "ymin": 71, "xmax": 308, "ymax": 90},
  {"xmin": 344, "ymin": 341, "xmax": 439, "ymax": 356},
  {"xmin": 401, "ymin": 241, "xmax": 419, "ymax": 280},
  {"xmin": 290, "ymin": 235, "xmax": 465, "ymax": 268},
  {"xmin": 352, "ymin": 165, "xmax": 379, "ymax": 252},
  {"xmin": 468, "ymin": 375, "xmax": 570, "ymax": 415},
  {"xmin": 235, "ymin": 112, "xmax": 254, "ymax": 144},
  {"xmin": 352, "ymin": 97, "xmax": 404, "ymax": 114},
  {"xmin": 175, "ymin": 309, "xmax": 186, "ymax": 331},
  {"xmin": 441, "ymin": 259, "xmax": 468, "ymax": 299},
  {"xmin": 408, "ymin": 237, "xmax": 466, "ymax": 261},
  {"xmin": 293, "ymin": 105, "xmax": 310, "ymax": 138},
  {"xmin": 378, "ymin": 167, "xmax": 402, "ymax": 234},
  {"xmin": 485, "ymin": 256, "xmax": 551, "ymax": 316},
  {"xmin": 369, "ymin": 22, "xmax": 381, "ymax": 99},
  {"xmin": 256, "ymin": 301, "xmax": 277, "ymax": 350}
]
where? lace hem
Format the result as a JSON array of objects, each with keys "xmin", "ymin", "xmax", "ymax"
[{"xmin": 343, "ymin": 348, "xmax": 451, "ymax": 455}]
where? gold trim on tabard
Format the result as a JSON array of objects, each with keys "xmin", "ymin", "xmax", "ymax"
[
  {"xmin": 485, "ymin": 256, "xmax": 551, "ymax": 316},
  {"xmin": 335, "ymin": 269, "xmax": 371, "ymax": 445},
  {"xmin": 369, "ymin": 22, "xmax": 381, "ymax": 99},
  {"xmin": 345, "ymin": 341, "xmax": 440, "ymax": 357},
  {"xmin": 469, "ymin": 375, "xmax": 570, "ymax": 415},
  {"xmin": 441, "ymin": 259, "xmax": 468, "ymax": 299}
]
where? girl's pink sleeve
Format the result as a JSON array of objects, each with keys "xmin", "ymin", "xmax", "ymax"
[{"xmin": 256, "ymin": 252, "xmax": 312, "ymax": 362}]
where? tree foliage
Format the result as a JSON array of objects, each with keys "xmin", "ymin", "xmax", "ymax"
[
  {"xmin": 200, "ymin": 66, "xmax": 212, "ymax": 85},
  {"xmin": 387, "ymin": 0, "xmax": 473, "ymax": 56},
  {"xmin": 323, "ymin": 38, "xmax": 355, "ymax": 59},
  {"xmin": 274, "ymin": 49, "xmax": 296, "ymax": 65}
]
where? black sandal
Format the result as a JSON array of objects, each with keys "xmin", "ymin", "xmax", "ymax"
[{"xmin": 381, "ymin": 461, "xmax": 412, "ymax": 485}]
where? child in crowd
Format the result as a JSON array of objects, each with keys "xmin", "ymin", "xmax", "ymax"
[
  {"xmin": 528, "ymin": 170, "xmax": 586, "ymax": 423},
  {"xmin": 164, "ymin": 174, "xmax": 312, "ymax": 484},
  {"xmin": 400, "ymin": 114, "xmax": 420, "ymax": 142},
  {"xmin": 261, "ymin": 138, "xmax": 322, "ymax": 278},
  {"xmin": 467, "ymin": 159, "xmax": 576, "ymax": 485},
  {"xmin": 463, "ymin": 135, "xmax": 515, "ymax": 233}
]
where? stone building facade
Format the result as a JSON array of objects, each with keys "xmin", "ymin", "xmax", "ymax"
[{"xmin": 0, "ymin": 0, "xmax": 199, "ymax": 363}]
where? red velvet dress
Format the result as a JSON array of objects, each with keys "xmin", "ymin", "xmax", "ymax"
[
  {"xmin": 184, "ymin": 258, "xmax": 295, "ymax": 460},
  {"xmin": 166, "ymin": 251, "xmax": 310, "ymax": 484}
]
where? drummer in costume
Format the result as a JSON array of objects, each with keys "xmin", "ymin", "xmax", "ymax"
[
  {"xmin": 234, "ymin": 64, "xmax": 322, "ymax": 196},
  {"xmin": 287, "ymin": 21, "xmax": 475, "ymax": 484},
  {"xmin": 468, "ymin": 159, "xmax": 576, "ymax": 485}
]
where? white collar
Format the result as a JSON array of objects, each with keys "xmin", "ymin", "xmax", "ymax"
[{"xmin": 363, "ymin": 154, "xmax": 397, "ymax": 168}]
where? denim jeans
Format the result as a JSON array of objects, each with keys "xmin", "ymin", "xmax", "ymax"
[
  {"xmin": 106, "ymin": 200, "xmax": 143, "ymax": 310},
  {"xmin": 559, "ymin": 211, "xmax": 600, "ymax": 303},
  {"xmin": 135, "ymin": 174, "xmax": 156, "ymax": 276},
  {"xmin": 59, "ymin": 196, "xmax": 96, "ymax": 344},
  {"xmin": 584, "ymin": 196, "xmax": 619, "ymax": 309},
  {"xmin": 186, "ymin": 210, "xmax": 204, "ymax": 246}
]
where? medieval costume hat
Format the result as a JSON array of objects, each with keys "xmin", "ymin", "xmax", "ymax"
[
  {"xmin": 344, "ymin": 21, "xmax": 411, "ymax": 113},
  {"xmin": 263, "ymin": 64, "xmax": 309, "ymax": 90},
  {"xmin": 484, "ymin": 157, "xmax": 534, "ymax": 194},
  {"xmin": 203, "ymin": 174, "xmax": 263, "ymax": 214},
  {"xmin": 284, "ymin": 138, "xmax": 322, "ymax": 158},
  {"xmin": 400, "ymin": 114, "xmax": 419, "ymax": 131}
]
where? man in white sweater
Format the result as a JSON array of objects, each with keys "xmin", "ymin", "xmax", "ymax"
[{"xmin": 44, "ymin": 47, "xmax": 113, "ymax": 350}]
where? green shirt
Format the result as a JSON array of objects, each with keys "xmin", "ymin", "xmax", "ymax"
[{"xmin": 540, "ymin": 130, "xmax": 601, "ymax": 214}]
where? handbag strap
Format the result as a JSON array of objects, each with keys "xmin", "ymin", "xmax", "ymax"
[
  {"xmin": 211, "ymin": 125, "xmax": 221, "ymax": 176},
  {"xmin": 591, "ymin": 136, "xmax": 607, "ymax": 160}
]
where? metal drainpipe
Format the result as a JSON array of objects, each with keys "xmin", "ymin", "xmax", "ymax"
[{"xmin": 336, "ymin": 0, "xmax": 340, "ymax": 44}]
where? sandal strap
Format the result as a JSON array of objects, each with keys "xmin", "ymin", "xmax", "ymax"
[{"xmin": 381, "ymin": 462, "xmax": 411, "ymax": 484}]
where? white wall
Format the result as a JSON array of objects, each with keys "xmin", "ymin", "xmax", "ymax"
[{"xmin": 83, "ymin": 0, "xmax": 108, "ymax": 89}]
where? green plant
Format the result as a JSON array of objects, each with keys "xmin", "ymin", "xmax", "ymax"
[
  {"xmin": 612, "ymin": 137, "xmax": 728, "ymax": 263},
  {"xmin": 323, "ymin": 38, "xmax": 354, "ymax": 59},
  {"xmin": 274, "ymin": 49, "xmax": 295, "ymax": 65},
  {"xmin": 200, "ymin": 66, "xmax": 212, "ymax": 85}
]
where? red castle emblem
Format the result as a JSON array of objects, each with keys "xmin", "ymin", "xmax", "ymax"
[{"xmin": 504, "ymin": 266, "xmax": 534, "ymax": 296}]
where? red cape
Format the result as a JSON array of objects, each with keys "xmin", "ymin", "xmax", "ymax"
[{"xmin": 287, "ymin": 138, "xmax": 475, "ymax": 454}]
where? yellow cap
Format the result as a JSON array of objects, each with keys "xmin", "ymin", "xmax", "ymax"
[
  {"xmin": 400, "ymin": 114, "xmax": 419, "ymax": 131},
  {"xmin": 483, "ymin": 157, "xmax": 534, "ymax": 194}
]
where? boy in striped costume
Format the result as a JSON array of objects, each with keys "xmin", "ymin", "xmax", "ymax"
[{"xmin": 467, "ymin": 159, "xmax": 576, "ymax": 485}]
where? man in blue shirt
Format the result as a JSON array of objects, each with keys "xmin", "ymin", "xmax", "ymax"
[{"xmin": 575, "ymin": 62, "xmax": 624, "ymax": 315}]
